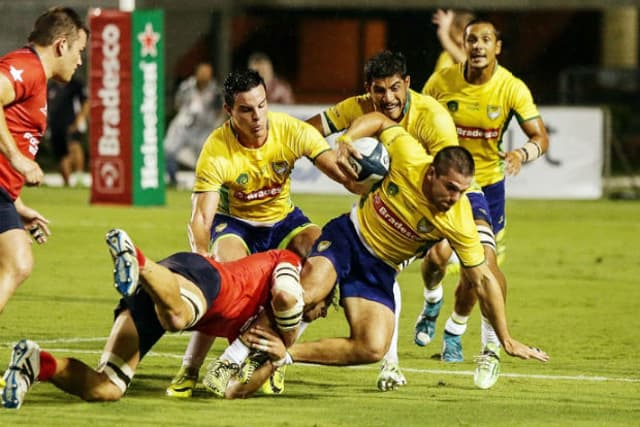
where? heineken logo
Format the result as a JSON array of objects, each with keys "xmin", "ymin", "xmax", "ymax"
[
  {"xmin": 138, "ymin": 23, "xmax": 160, "ymax": 57},
  {"xmin": 139, "ymin": 60, "xmax": 159, "ymax": 189}
]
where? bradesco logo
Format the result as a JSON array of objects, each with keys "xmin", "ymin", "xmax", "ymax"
[
  {"xmin": 97, "ymin": 23, "xmax": 124, "ymax": 192},
  {"xmin": 137, "ymin": 22, "xmax": 161, "ymax": 190}
]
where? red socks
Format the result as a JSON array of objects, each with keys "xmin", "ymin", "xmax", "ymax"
[
  {"xmin": 38, "ymin": 351, "xmax": 56, "ymax": 381},
  {"xmin": 135, "ymin": 247, "xmax": 146, "ymax": 269}
]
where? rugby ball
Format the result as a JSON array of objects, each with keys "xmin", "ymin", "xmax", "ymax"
[{"xmin": 348, "ymin": 137, "xmax": 390, "ymax": 186}]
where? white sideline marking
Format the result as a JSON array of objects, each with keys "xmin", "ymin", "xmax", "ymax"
[{"xmin": 2, "ymin": 336, "xmax": 638, "ymax": 384}]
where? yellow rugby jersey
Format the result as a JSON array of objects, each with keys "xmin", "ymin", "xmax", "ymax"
[
  {"xmin": 194, "ymin": 111, "xmax": 331, "ymax": 223},
  {"xmin": 433, "ymin": 51, "xmax": 455, "ymax": 74},
  {"xmin": 423, "ymin": 63, "xmax": 540, "ymax": 186},
  {"xmin": 322, "ymin": 89, "xmax": 457, "ymax": 155},
  {"xmin": 355, "ymin": 126, "xmax": 484, "ymax": 269}
]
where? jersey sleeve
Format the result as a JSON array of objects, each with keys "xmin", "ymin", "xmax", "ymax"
[
  {"xmin": 286, "ymin": 116, "xmax": 332, "ymax": 161},
  {"xmin": 509, "ymin": 78, "xmax": 540, "ymax": 123},
  {"xmin": 322, "ymin": 95, "xmax": 371, "ymax": 134},
  {"xmin": 193, "ymin": 131, "xmax": 226, "ymax": 192},
  {"xmin": 413, "ymin": 98, "xmax": 459, "ymax": 154},
  {"xmin": 0, "ymin": 57, "xmax": 37, "ymax": 103},
  {"xmin": 276, "ymin": 249, "xmax": 302, "ymax": 269},
  {"xmin": 421, "ymin": 72, "xmax": 439, "ymax": 97}
]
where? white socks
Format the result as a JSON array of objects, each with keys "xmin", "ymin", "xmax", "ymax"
[
  {"xmin": 220, "ymin": 338, "xmax": 250, "ymax": 364},
  {"xmin": 481, "ymin": 315, "xmax": 500, "ymax": 349},
  {"xmin": 424, "ymin": 284, "xmax": 443, "ymax": 304},
  {"xmin": 444, "ymin": 312, "xmax": 468, "ymax": 336},
  {"xmin": 383, "ymin": 280, "xmax": 402, "ymax": 365}
]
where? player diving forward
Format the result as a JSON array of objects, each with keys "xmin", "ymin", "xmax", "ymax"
[
  {"xmin": 1, "ymin": 229, "xmax": 307, "ymax": 408},
  {"xmin": 213, "ymin": 112, "xmax": 549, "ymax": 395}
]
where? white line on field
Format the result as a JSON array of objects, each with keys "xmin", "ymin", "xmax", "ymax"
[{"xmin": 2, "ymin": 336, "xmax": 638, "ymax": 384}]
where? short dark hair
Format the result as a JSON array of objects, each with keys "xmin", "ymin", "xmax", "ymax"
[
  {"xmin": 432, "ymin": 146, "xmax": 475, "ymax": 178},
  {"xmin": 364, "ymin": 50, "xmax": 408, "ymax": 84},
  {"xmin": 223, "ymin": 69, "xmax": 266, "ymax": 107},
  {"xmin": 28, "ymin": 7, "xmax": 89, "ymax": 47},
  {"xmin": 464, "ymin": 18, "xmax": 501, "ymax": 41}
]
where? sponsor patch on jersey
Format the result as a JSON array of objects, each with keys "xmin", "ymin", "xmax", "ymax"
[
  {"xmin": 372, "ymin": 194, "xmax": 421, "ymax": 241},
  {"xmin": 317, "ymin": 240, "xmax": 332, "ymax": 252},
  {"xmin": 272, "ymin": 161, "xmax": 289, "ymax": 176},
  {"xmin": 447, "ymin": 101, "xmax": 459, "ymax": 112},
  {"xmin": 386, "ymin": 182, "xmax": 399, "ymax": 196},
  {"xmin": 417, "ymin": 217, "xmax": 435, "ymax": 233},
  {"xmin": 487, "ymin": 105, "xmax": 502, "ymax": 120},
  {"xmin": 235, "ymin": 173, "xmax": 249, "ymax": 185},
  {"xmin": 234, "ymin": 184, "xmax": 283, "ymax": 202}
]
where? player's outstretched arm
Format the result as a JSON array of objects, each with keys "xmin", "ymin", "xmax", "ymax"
[
  {"xmin": 462, "ymin": 263, "xmax": 549, "ymax": 362},
  {"xmin": 433, "ymin": 9, "xmax": 467, "ymax": 64}
]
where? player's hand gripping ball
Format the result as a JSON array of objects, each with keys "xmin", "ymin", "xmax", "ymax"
[{"xmin": 348, "ymin": 137, "xmax": 390, "ymax": 187}]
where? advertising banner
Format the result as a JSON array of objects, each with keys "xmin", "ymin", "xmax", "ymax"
[
  {"xmin": 131, "ymin": 10, "xmax": 165, "ymax": 205},
  {"xmin": 89, "ymin": 9, "xmax": 164, "ymax": 205}
]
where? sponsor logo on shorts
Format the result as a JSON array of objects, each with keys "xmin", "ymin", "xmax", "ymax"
[
  {"xmin": 215, "ymin": 223, "xmax": 227, "ymax": 233},
  {"xmin": 372, "ymin": 194, "xmax": 421, "ymax": 241},
  {"xmin": 317, "ymin": 241, "xmax": 332, "ymax": 252}
]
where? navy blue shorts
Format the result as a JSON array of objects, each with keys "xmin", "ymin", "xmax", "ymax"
[
  {"xmin": 211, "ymin": 207, "xmax": 313, "ymax": 253},
  {"xmin": 309, "ymin": 214, "xmax": 397, "ymax": 312},
  {"xmin": 467, "ymin": 180, "xmax": 506, "ymax": 235},
  {"xmin": 114, "ymin": 252, "xmax": 221, "ymax": 358},
  {"xmin": 0, "ymin": 188, "xmax": 23, "ymax": 234},
  {"xmin": 482, "ymin": 179, "xmax": 506, "ymax": 235}
]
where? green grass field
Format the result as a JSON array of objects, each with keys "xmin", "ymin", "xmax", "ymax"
[{"xmin": 1, "ymin": 187, "xmax": 638, "ymax": 426}]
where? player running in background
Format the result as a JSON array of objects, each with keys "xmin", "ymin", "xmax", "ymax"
[
  {"xmin": 0, "ymin": 7, "xmax": 87, "ymax": 331},
  {"xmin": 274, "ymin": 113, "xmax": 548, "ymax": 379},
  {"xmin": 1, "ymin": 229, "xmax": 305, "ymax": 408},
  {"xmin": 307, "ymin": 50, "xmax": 458, "ymax": 390},
  {"xmin": 165, "ymin": 69, "xmax": 350, "ymax": 398},
  {"xmin": 418, "ymin": 18, "xmax": 549, "ymax": 388}
]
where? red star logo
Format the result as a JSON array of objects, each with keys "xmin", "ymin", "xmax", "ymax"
[{"xmin": 138, "ymin": 23, "xmax": 160, "ymax": 57}]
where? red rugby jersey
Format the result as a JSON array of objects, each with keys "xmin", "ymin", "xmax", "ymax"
[
  {"xmin": 195, "ymin": 249, "xmax": 302, "ymax": 341},
  {"xmin": 0, "ymin": 47, "xmax": 47, "ymax": 199}
]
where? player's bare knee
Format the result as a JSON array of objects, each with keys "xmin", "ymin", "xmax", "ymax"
[
  {"xmin": 10, "ymin": 257, "xmax": 34, "ymax": 285},
  {"xmin": 97, "ymin": 352, "xmax": 134, "ymax": 400},
  {"xmin": 80, "ymin": 374, "xmax": 124, "ymax": 402},
  {"xmin": 355, "ymin": 344, "xmax": 386, "ymax": 363},
  {"xmin": 158, "ymin": 312, "xmax": 189, "ymax": 332}
]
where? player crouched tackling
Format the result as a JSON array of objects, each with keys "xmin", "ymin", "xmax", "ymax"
[{"xmin": 1, "ymin": 228, "xmax": 305, "ymax": 408}]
